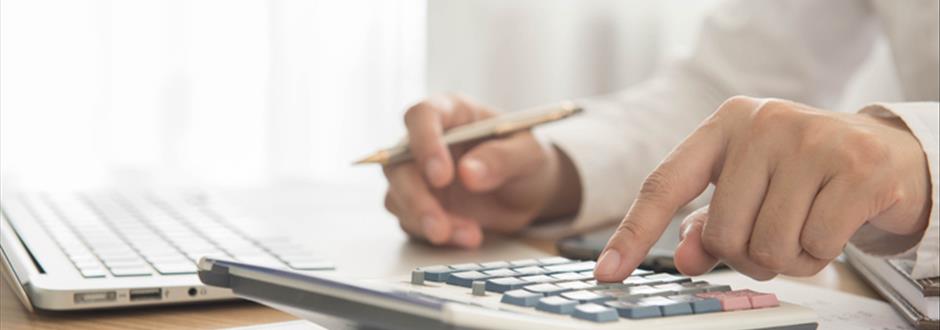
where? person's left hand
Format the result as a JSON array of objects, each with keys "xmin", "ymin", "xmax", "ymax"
[{"xmin": 594, "ymin": 96, "xmax": 931, "ymax": 282}]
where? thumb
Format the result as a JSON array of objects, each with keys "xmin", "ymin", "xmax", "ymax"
[
  {"xmin": 458, "ymin": 132, "xmax": 544, "ymax": 192},
  {"xmin": 674, "ymin": 206, "xmax": 720, "ymax": 276}
]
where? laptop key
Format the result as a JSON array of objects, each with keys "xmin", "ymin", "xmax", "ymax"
[
  {"xmin": 287, "ymin": 260, "xmax": 334, "ymax": 271},
  {"xmin": 154, "ymin": 263, "xmax": 198, "ymax": 275},
  {"xmin": 80, "ymin": 268, "xmax": 108, "ymax": 278},
  {"xmin": 109, "ymin": 266, "xmax": 152, "ymax": 277}
]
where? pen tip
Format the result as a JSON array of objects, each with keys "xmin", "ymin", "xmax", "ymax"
[{"xmin": 352, "ymin": 151, "xmax": 387, "ymax": 165}]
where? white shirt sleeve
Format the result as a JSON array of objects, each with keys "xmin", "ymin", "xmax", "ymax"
[
  {"xmin": 533, "ymin": 0, "xmax": 877, "ymax": 234},
  {"xmin": 851, "ymin": 102, "xmax": 940, "ymax": 280}
]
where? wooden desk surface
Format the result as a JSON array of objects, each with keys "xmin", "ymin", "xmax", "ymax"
[{"xmin": 0, "ymin": 236, "xmax": 881, "ymax": 330}]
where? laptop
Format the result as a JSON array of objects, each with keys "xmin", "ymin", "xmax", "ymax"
[{"xmin": 0, "ymin": 189, "xmax": 334, "ymax": 311}]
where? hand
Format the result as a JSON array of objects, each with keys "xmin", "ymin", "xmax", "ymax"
[
  {"xmin": 595, "ymin": 96, "xmax": 931, "ymax": 281},
  {"xmin": 383, "ymin": 94, "xmax": 581, "ymax": 248}
]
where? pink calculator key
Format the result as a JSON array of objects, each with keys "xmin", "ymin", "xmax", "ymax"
[
  {"xmin": 696, "ymin": 291, "xmax": 751, "ymax": 311},
  {"xmin": 738, "ymin": 289, "xmax": 779, "ymax": 308}
]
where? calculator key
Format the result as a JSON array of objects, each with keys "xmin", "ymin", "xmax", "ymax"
[
  {"xmin": 519, "ymin": 274, "xmax": 557, "ymax": 284},
  {"xmin": 631, "ymin": 296, "xmax": 694, "ymax": 316},
  {"xmin": 561, "ymin": 290, "xmax": 614, "ymax": 304},
  {"xmin": 605, "ymin": 300, "xmax": 662, "ymax": 319},
  {"xmin": 447, "ymin": 271, "xmax": 492, "ymax": 287},
  {"xmin": 449, "ymin": 263, "xmax": 481, "ymax": 271},
  {"xmin": 667, "ymin": 294, "xmax": 722, "ymax": 314},
  {"xmin": 543, "ymin": 261, "xmax": 596, "ymax": 274},
  {"xmin": 418, "ymin": 265, "xmax": 455, "ymax": 282},
  {"xmin": 512, "ymin": 266, "xmax": 548, "ymax": 276},
  {"xmin": 482, "ymin": 268, "xmax": 519, "ymax": 277},
  {"xmin": 572, "ymin": 303, "xmax": 619, "ymax": 323},
  {"xmin": 550, "ymin": 272, "xmax": 593, "ymax": 281},
  {"xmin": 524, "ymin": 283, "xmax": 570, "ymax": 295},
  {"xmin": 556, "ymin": 281, "xmax": 594, "ymax": 291},
  {"xmin": 535, "ymin": 296, "xmax": 578, "ymax": 314},
  {"xmin": 622, "ymin": 276, "xmax": 662, "ymax": 286},
  {"xmin": 697, "ymin": 291, "xmax": 751, "ymax": 311},
  {"xmin": 726, "ymin": 289, "xmax": 779, "ymax": 309},
  {"xmin": 486, "ymin": 277, "xmax": 528, "ymax": 293},
  {"xmin": 703, "ymin": 284, "xmax": 732, "ymax": 292},
  {"xmin": 508, "ymin": 259, "xmax": 538, "ymax": 267},
  {"xmin": 631, "ymin": 268, "xmax": 653, "ymax": 276},
  {"xmin": 536, "ymin": 257, "xmax": 571, "ymax": 265},
  {"xmin": 501, "ymin": 289, "xmax": 543, "ymax": 307},
  {"xmin": 479, "ymin": 261, "xmax": 510, "ymax": 269},
  {"xmin": 643, "ymin": 273, "xmax": 691, "ymax": 284}
]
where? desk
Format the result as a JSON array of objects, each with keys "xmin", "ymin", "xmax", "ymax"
[
  {"xmin": 0, "ymin": 186, "xmax": 884, "ymax": 329},
  {"xmin": 0, "ymin": 238, "xmax": 880, "ymax": 330}
]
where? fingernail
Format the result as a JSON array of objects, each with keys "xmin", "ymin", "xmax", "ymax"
[
  {"xmin": 453, "ymin": 227, "xmax": 476, "ymax": 247},
  {"xmin": 422, "ymin": 216, "xmax": 443, "ymax": 243},
  {"xmin": 595, "ymin": 249, "xmax": 621, "ymax": 278},
  {"xmin": 426, "ymin": 158, "xmax": 445, "ymax": 184},
  {"xmin": 462, "ymin": 157, "xmax": 486, "ymax": 180}
]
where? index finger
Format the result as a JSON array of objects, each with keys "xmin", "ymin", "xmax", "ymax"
[{"xmin": 594, "ymin": 116, "xmax": 729, "ymax": 282}]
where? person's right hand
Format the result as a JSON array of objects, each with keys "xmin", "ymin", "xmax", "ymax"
[{"xmin": 383, "ymin": 94, "xmax": 581, "ymax": 248}]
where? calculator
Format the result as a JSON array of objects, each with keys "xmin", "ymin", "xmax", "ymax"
[{"xmin": 197, "ymin": 257, "xmax": 817, "ymax": 329}]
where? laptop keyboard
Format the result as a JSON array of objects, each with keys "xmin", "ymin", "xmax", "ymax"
[
  {"xmin": 4, "ymin": 191, "xmax": 333, "ymax": 278},
  {"xmin": 411, "ymin": 258, "xmax": 779, "ymax": 323}
]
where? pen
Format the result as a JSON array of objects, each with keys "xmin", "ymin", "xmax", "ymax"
[{"xmin": 353, "ymin": 101, "xmax": 583, "ymax": 166}]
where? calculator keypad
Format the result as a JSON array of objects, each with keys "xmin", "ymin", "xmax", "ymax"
[{"xmin": 413, "ymin": 258, "xmax": 780, "ymax": 323}]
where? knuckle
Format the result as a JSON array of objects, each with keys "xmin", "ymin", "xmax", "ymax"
[
  {"xmin": 838, "ymin": 129, "xmax": 890, "ymax": 176},
  {"xmin": 616, "ymin": 220, "xmax": 652, "ymax": 244},
  {"xmin": 749, "ymin": 99, "xmax": 796, "ymax": 130},
  {"xmin": 748, "ymin": 246, "xmax": 790, "ymax": 272},
  {"xmin": 700, "ymin": 228, "xmax": 742, "ymax": 259},
  {"xmin": 711, "ymin": 95, "xmax": 756, "ymax": 122},
  {"xmin": 800, "ymin": 235, "xmax": 840, "ymax": 260}
]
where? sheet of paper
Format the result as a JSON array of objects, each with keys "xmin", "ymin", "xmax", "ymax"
[
  {"xmin": 226, "ymin": 320, "xmax": 325, "ymax": 330},
  {"xmin": 700, "ymin": 271, "xmax": 913, "ymax": 330}
]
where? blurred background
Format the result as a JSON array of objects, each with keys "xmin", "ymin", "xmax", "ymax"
[{"xmin": 0, "ymin": 0, "xmax": 899, "ymax": 189}]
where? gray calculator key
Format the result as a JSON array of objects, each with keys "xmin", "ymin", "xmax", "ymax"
[
  {"xmin": 482, "ymin": 268, "xmax": 519, "ymax": 277},
  {"xmin": 501, "ymin": 289, "xmax": 543, "ymax": 307},
  {"xmin": 572, "ymin": 303, "xmax": 619, "ymax": 323},
  {"xmin": 512, "ymin": 266, "xmax": 547, "ymax": 276},
  {"xmin": 644, "ymin": 273, "xmax": 691, "ymax": 284},
  {"xmin": 605, "ymin": 300, "xmax": 662, "ymax": 319},
  {"xmin": 519, "ymin": 274, "xmax": 556, "ymax": 284},
  {"xmin": 544, "ymin": 261, "xmax": 596, "ymax": 274},
  {"xmin": 509, "ymin": 259, "xmax": 538, "ymax": 267},
  {"xmin": 536, "ymin": 257, "xmax": 571, "ymax": 265},
  {"xmin": 479, "ymin": 261, "xmax": 510, "ymax": 269},
  {"xmin": 447, "ymin": 271, "xmax": 492, "ymax": 287},
  {"xmin": 703, "ymin": 284, "xmax": 732, "ymax": 292},
  {"xmin": 551, "ymin": 272, "xmax": 593, "ymax": 281},
  {"xmin": 449, "ymin": 263, "xmax": 481, "ymax": 271},
  {"xmin": 634, "ymin": 296, "xmax": 693, "ymax": 316},
  {"xmin": 561, "ymin": 290, "xmax": 614, "ymax": 303},
  {"xmin": 667, "ymin": 294, "xmax": 722, "ymax": 314},
  {"xmin": 556, "ymin": 281, "xmax": 594, "ymax": 291},
  {"xmin": 622, "ymin": 276, "xmax": 662, "ymax": 286},
  {"xmin": 535, "ymin": 296, "xmax": 578, "ymax": 314},
  {"xmin": 486, "ymin": 277, "xmax": 528, "ymax": 293},
  {"xmin": 524, "ymin": 283, "xmax": 570, "ymax": 295},
  {"xmin": 419, "ymin": 265, "xmax": 455, "ymax": 282}
]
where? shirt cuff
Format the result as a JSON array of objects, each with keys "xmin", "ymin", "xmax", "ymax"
[{"xmin": 851, "ymin": 102, "xmax": 940, "ymax": 279}]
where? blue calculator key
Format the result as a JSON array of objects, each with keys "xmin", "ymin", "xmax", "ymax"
[
  {"xmin": 446, "ymin": 270, "xmax": 492, "ymax": 287},
  {"xmin": 556, "ymin": 281, "xmax": 594, "ymax": 291},
  {"xmin": 572, "ymin": 303, "xmax": 619, "ymax": 323},
  {"xmin": 524, "ymin": 283, "xmax": 570, "ymax": 295},
  {"xmin": 487, "ymin": 277, "xmax": 528, "ymax": 293},
  {"xmin": 418, "ymin": 265, "xmax": 454, "ymax": 282},
  {"xmin": 536, "ymin": 257, "xmax": 571, "ymax": 265},
  {"xmin": 668, "ymin": 294, "xmax": 722, "ymax": 314},
  {"xmin": 501, "ymin": 289, "xmax": 543, "ymax": 307},
  {"xmin": 543, "ymin": 261, "xmax": 596, "ymax": 274},
  {"xmin": 535, "ymin": 296, "xmax": 578, "ymax": 314},
  {"xmin": 605, "ymin": 300, "xmax": 662, "ymax": 319},
  {"xmin": 449, "ymin": 263, "xmax": 481, "ymax": 271},
  {"xmin": 632, "ymin": 296, "xmax": 693, "ymax": 316},
  {"xmin": 561, "ymin": 290, "xmax": 615, "ymax": 304}
]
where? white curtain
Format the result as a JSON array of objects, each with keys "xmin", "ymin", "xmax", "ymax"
[{"xmin": 1, "ymin": 0, "xmax": 425, "ymax": 188}]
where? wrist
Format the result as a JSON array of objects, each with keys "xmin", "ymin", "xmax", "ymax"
[{"xmin": 537, "ymin": 144, "xmax": 582, "ymax": 220}]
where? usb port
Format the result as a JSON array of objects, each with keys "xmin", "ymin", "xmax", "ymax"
[{"xmin": 129, "ymin": 288, "xmax": 162, "ymax": 301}]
